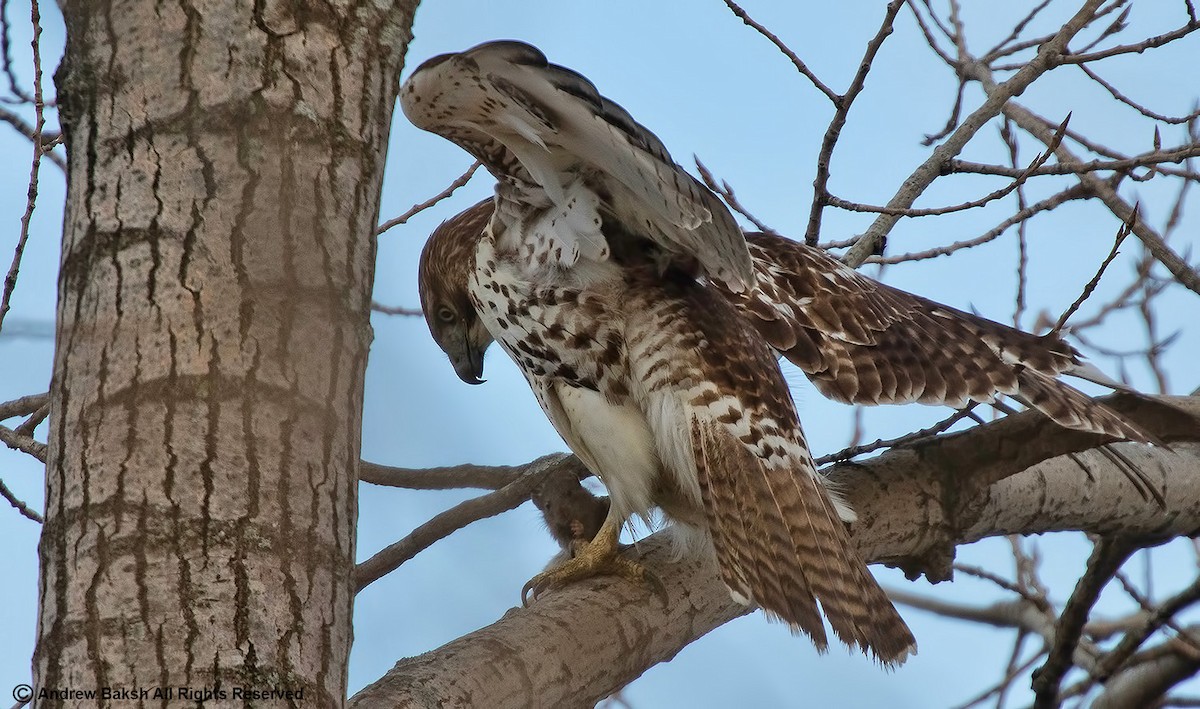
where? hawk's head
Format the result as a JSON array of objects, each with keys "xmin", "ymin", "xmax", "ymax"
[{"xmin": 418, "ymin": 200, "xmax": 495, "ymax": 384}]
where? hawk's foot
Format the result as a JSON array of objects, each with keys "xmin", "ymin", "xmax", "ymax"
[{"xmin": 521, "ymin": 515, "xmax": 667, "ymax": 606}]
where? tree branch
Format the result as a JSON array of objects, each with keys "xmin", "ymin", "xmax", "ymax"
[
  {"xmin": 1031, "ymin": 536, "xmax": 1140, "ymax": 708},
  {"xmin": 1092, "ymin": 631, "xmax": 1200, "ymax": 709},
  {"xmin": 844, "ymin": 0, "xmax": 1106, "ymax": 266},
  {"xmin": 350, "ymin": 396, "xmax": 1200, "ymax": 707},
  {"xmin": 999, "ymin": 100, "xmax": 1200, "ymax": 297},
  {"xmin": 354, "ymin": 454, "xmax": 578, "ymax": 592}
]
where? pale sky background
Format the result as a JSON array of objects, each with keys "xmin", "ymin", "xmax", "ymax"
[{"xmin": 1, "ymin": 2, "xmax": 1198, "ymax": 707}]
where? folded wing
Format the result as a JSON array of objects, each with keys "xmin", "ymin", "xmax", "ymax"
[{"xmin": 400, "ymin": 40, "xmax": 753, "ymax": 291}]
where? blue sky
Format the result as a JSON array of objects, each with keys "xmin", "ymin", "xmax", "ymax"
[{"xmin": 2, "ymin": 2, "xmax": 1198, "ymax": 706}]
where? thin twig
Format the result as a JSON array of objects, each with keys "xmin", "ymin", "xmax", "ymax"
[
  {"xmin": 721, "ymin": 0, "xmax": 839, "ymax": 104},
  {"xmin": 955, "ymin": 646, "xmax": 1044, "ymax": 709},
  {"xmin": 982, "ymin": 0, "xmax": 1054, "ymax": 63},
  {"xmin": 0, "ymin": 0, "xmax": 34, "ymax": 103},
  {"xmin": 0, "ymin": 476, "xmax": 41, "ymax": 523},
  {"xmin": 869, "ymin": 184, "xmax": 1091, "ymax": 265},
  {"xmin": 1002, "ymin": 117, "xmax": 1030, "ymax": 329},
  {"xmin": 1078, "ymin": 63, "xmax": 1200, "ymax": 125},
  {"xmin": 945, "ymin": 144, "xmax": 1200, "ymax": 178},
  {"xmin": 1052, "ymin": 209, "xmax": 1133, "ymax": 333},
  {"xmin": 805, "ymin": 0, "xmax": 906, "ymax": 246},
  {"xmin": 816, "ymin": 406, "xmax": 976, "ymax": 464},
  {"xmin": 0, "ymin": 0, "xmax": 45, "ymax": 336},
  {"xmin": 695, "ymin": 158, "xmax": 777, "ymax": 234},
  {"xmin": 376, "ymin": 161, "xmax": 481, "ymax": 236}
]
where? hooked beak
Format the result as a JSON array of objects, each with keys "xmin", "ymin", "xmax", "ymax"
[{"xmin": 450, "ymin": 335, "xmax": 486, "ymax": 385}]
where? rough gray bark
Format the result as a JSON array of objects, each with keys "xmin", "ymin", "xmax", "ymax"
[
  {"xmin": 36, "ymin": 1, "xmax": 417, "ymax": 704},
  {"xmin": 350, "ymin": 397, "xmax": 1200, "ymax": 708}
]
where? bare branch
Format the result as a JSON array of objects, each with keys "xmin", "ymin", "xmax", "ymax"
[
  {"xmin": 13, "ymin": 403, "xmax": 47, "ymax": 437},
  {"xmin": 0, "ymin": 0, "xmax": 46, "ymax": 337},
  {"xmin": 1031, "ymin": 536, "xmax": 1140, "ymax": 709},
  {"xmin": 0, "ymin": 475, "xmax": 41, "ymax": 523},
  {"xmin": 370, "ymin": 301, "xmax": 422, "ymax": 317},
  {"xmin": 1093, "ymin": 577, "xmax": 1200, "ymax": 682},
  {"xmin": 0, "ymin": 422, "xmax": 46, "ymax": 461},
  {"xmin": 354, "ymin": 454, "xmax": 575, "ymax": 592},
  {"xmin": 721, "ymin": 0, "xmax": 839, "ymax": 104},
  {"xmin": 0, "ymin": 391, "xmax": 48, "ymax": 420},
  {"xmin": 1093, "ymin": 632, "xmax": 1200, "ymax": 709},
  {"xmin": 376, "ymin": 161, "xmax": 481, "ymax": 236},
  {"xmin": 805, "ymin": 0, "xmax": 906, "ymax": 246},
  {"xmin": 845, "ymin": 0, "xmax": 1108, "ymax": 266},
  {"xmin": 362, "ymin": 460, "xmax": 532, "ymax": 490}
]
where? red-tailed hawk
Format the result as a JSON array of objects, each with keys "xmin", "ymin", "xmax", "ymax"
[{"xmin": 403, "ymin": 40, "xmax": 1149, "ymax": 664}]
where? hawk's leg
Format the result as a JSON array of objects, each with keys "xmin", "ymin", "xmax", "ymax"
[{"xmin": 521, "ymin": 506, "xmax": 667, "ymax": 606}]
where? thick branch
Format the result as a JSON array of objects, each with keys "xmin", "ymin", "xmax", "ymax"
[
  {"xmin": 1092, "ymin": 632, "xmax": 1200, "ymax": 709},
  {"xmin": 1031, "ymin": 537, "xmax": 1139, "ymax": 708},
  {"xmin": 350, "ymin": 396, "xmax": 1200, "ymax": 707}
]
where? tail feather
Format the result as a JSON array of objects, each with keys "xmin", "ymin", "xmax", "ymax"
[
  {"xmin": 692, "ymin": 419, "xmax": 916, "ymax": 664},
  {"xmin": 1015, "ymin": 368, "xmax": 1158, "ymax": 444},
  {"xmin": 693, "ymin": 419, "xmax": 826, "ymax": 646}
]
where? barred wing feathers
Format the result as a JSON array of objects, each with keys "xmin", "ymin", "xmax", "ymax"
[
  {"xmin": 724, "ymin": 233, "xmax": 1154, "ymax": 443},
  {"xmin": 400, "ymin": 40, "xmax": 753, "ymax": 291}
]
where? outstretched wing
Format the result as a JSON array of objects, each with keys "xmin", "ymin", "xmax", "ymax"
[
  {"xmin": 720, "ymin": 232, "xmax": 1152, "ymax": 442},
  {"xmin": 400, "ymin": 40, "xmax": 753, "ymax": 291}
]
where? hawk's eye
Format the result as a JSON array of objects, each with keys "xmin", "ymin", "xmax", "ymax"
[{"xmin": 437, "ymin": 306, "xmax": 457, "ymax": 323}]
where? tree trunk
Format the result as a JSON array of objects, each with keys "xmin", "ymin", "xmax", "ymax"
[{"xmin": 36, "ymin": 1, "xmax": 416, "ymax": 704}]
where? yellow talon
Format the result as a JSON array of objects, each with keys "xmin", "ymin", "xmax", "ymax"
[{"xmin": 521, "ymin": 508, "xmax": 668, "ymax": 607}]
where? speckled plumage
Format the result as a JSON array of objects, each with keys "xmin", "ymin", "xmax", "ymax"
[
  {"xmin": 420, "ymin": 196, "xmax": 916, "ymax": 661},
  {"xmin": 405, "ymin": 41, "xmax": 917, "ymax": 663},
  {"xmin": 406, "ymin": 40, "xmax": 1152, "ymax": 664}
]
